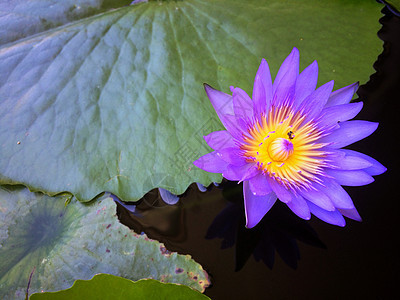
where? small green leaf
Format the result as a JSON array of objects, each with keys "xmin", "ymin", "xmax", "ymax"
[
  {"xmin": 30, "ymin": 274, "xmax": 210, "ymax": 300},
  {"xmin": 0, "ymin": 0, "xmax": 383, "ymax": 201},
  {"xmin": 0, "ymin": 186, "xmax": 209, "ymax": 299}
]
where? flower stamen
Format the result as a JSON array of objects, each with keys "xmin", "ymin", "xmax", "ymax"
[{"xmin": 241, "ymin": 105, "xmax": 328, "ymax": 190}]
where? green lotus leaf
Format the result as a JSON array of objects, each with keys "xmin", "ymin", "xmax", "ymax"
[
  {"xmin": 0, "ymin": 186, "xmax": 209, "ymax": 299},
  {"xmin": 0, "ymin": 0, "xmax": 382, "ymax": 201},
  {"xmin": 29, "ymin": 274, "xmax": 210, "ymax": 300},
  {"xmin": 384, "ymin": 0, "xmax": 400, "ymax": 13},
  {"xmin": 0, "ymin": 0, "xmax": 132, "ymax": 45}
]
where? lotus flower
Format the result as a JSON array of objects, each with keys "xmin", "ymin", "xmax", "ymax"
[{"xmin": 194, "ymin": 48, "xmax": 386, "ymax": 228}]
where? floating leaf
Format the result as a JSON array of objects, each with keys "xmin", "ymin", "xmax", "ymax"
[
  {"xmin": 30, "ymin": 274, "xmax": 210, "ymax": 300},
  {"xmin": 0, "ymin": 0, "xmax": 382, "ymax": 201},
  {"xmin": 0, "ymin": 187, "xmax": 209, "ymax": 299},
  {"xmin": 0, "ymin": 0, "xmax": 132, "ymax": 45}
]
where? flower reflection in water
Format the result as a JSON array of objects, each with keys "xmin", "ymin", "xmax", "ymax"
[{"xmin": 206, "ymin": 181, "xmax": 326, "ymax": 270}]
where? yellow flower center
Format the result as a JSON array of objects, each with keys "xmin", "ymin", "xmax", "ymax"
[
  {"xmin": 241, "ymin": 105, "xmax": 328, "ymax": 190},
  {"xmin": 268, "ymin": 138, "xmax": 294, "ymax": 161}
]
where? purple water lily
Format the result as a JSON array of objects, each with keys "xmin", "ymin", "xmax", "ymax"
[{"xmin": 194, "ymin": 48, "xmax": 386, "ymax": 228}]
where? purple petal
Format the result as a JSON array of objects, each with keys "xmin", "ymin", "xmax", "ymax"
[
  {"xmin": 286, "ymin": 193, "xmax": 311, "ymax": 220},
  {"xmin": 248, "ymin": 173, "xmax": 272, "ymax": 196},
  {"xmin": 239, "ymin": 165, "xmax": 260, "ymax": 182},
  {"xmin": 318, "ymin": 178, "xmax": 355, "ymax": 209},
  {"xmin": 307, "ymin": 201, "xmax": 346, "ymax": 226},
  {"xmin": 204, "ymin": 83, "xmax": 233, "ymax": 117},
  {"xmin": 299, "ymin": 187, "xmax": 335, "ymax": 211},
  {"xmin": 221, "ymin": 114, "xmax": 246, "ymax": 138},
  {"xmin": 159, "ymin": 188, "xmax": 179, "ymax": 205},
  {"xmin": 318, "ymin": 102, "xmax": 363, "ymax": 128},
  {"xmin": 337, "ymin": 207, "xmax": 362, "ymax": 222},
  {"xmin": 273, "ymin": 48, "xmax": 300, "ymax": 92},
  {"xmin": 327, "ymin": 149, "xmax": 373, "ymax": 170},
  {"xmin": 325, "ymin": 82, "xmax": 359, "ymax": 107},
  {"xmin": 244, "ymin": 181, "xmax": 277, "ymax": 228},
  {"xmin": 252, "ymin": 58, "xmax": 273, "ymax": 117},
  {"xmin": 272, "ymin": 48, "xmax": 299, "ymax": 106},
  {"xmin": 294, "ymin": 60, "xmax": 318, "ymax": 107},
  {"xmin": 204, "ymin": 84, "xmax": 242, "ymax": 136},
  {"xmin": 223, "ymin": 163, "xmax": 258, "ymax": 181},
  {"xmin": 196, "ymin": 182, "xmax": 207, "ymax": 192},
  {"xmin": 267, "ymin": 178, "xmax": 292, "ymax": 203},
  {"xmin": 112, "ymin": 196, "xmax": 137, "ymax": 213},
  {"xmin": 204, "ymin": 130, "xmax": 235, "ymax": 150},
  {"xmin": 193, "ymin": 151, "xmax": 229, "ymax": 173},
  {"xmin": 217, "ymin": 147, "xmax": 246, "ymax": 166},
  {"xmin": 233, "ymin": 87, "xmax": 253, "ymax": 121},
  {"xmin": 325, "ymin": 169, "xmax": 374, "ymax": 186},
  {"xmin": 319, "ymin": 120, "xmax": 379, "ymax": 149},
  {"xmin": 340, "ymin": 149, "xmax": 387, "ymax": 176},
  {"xmin": 298, "ymin": 80, "xmax": 334, "ymax": 122}
]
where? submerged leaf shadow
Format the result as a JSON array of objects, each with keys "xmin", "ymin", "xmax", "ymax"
[{"xmin": 206, "ymin": 181, "xmax": 326, "ymax": 271}]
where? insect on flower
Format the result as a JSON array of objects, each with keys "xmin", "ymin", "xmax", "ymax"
[{"xmin": 193, "ymin": 48, "xmax": 386, "ymax": 228}]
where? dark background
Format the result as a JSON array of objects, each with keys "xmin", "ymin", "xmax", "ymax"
[{"xmin": 118, "ymin": 6, "xmax": 399, "ymax": 300}]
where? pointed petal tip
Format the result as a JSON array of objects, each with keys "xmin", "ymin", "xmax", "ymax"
[
  {"xmin": 291, "ymin": 47, "xmax": 300, "ymax": 55},
  {"xmin": 258, "ymin": 58, "xmax": 269, "ymax": 70},
  {"xmin": 196, "ymin": 182, "xmax": 207, "ymax": 192},
  {"xmin": 362, "ymin": 120, "xmax": 379, "ymax": 132},
  {"xmin": 204, "ymin": 82, "xmax": 217, "ymax": 93},
  {"xmin": 338, "ymin": 207, "xmax": 363, "ymax": 222},
  {"xmin": 306, "ymin": 59, "xmax": 319, "ymax": 72},
  {"xmin": 287, "ymin": 47, "xmax": 300, "ymax": 63},
  {"xmin": 364, "ymin": 161, "xmax": 387, "ymax": 176},
  {"xmin": 352, "ymin": 215, "xmax": 363, "ymax": 222},
  {"xmin": 203, "ymin": 83, "xmax": 216, "ymax": 95},
  {"xmin": 308, "ymin": 201, "xmax": 346, "ymax": 226},
  {"xmin": 192, "ymin": 158, "xmax": 201, "ymax": 168},
  {"xmin": 159, "ymin": 188, "xmax": 179, "ymax": 205},
  {"xmin": 375, "ymin": 164, "xmax": 387, "ymax": 175},
  {"xmin": 245, "ymin": 220, "xmax": 257, "ymax": 229},
  {"xmin": 345, "ymin": 81, "xmax": 359, "ymax": 92},
  {"xmin": 363, "ymin": 121, "xmax": 380, "ymax": 138}
]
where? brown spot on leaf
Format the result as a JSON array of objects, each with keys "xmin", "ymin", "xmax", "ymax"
[{"xmin": 160, "ymin": 245, "xmax": 171, "ymax": 256}]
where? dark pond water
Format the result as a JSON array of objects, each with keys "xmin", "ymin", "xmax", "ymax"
[{"xmin": 118, "ymin": 7, "xmax": 398, "ymax": 300}]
